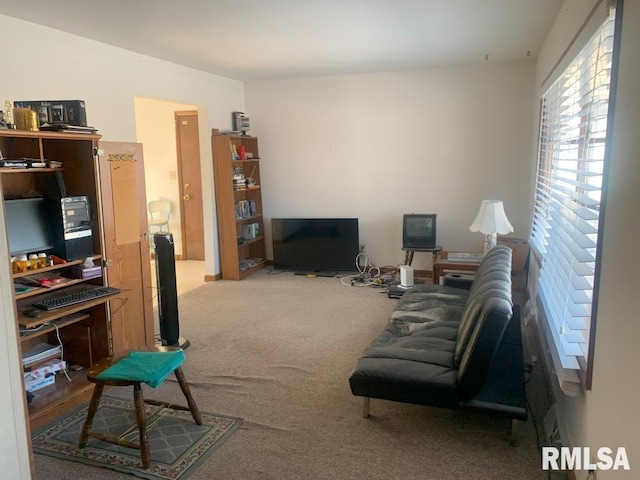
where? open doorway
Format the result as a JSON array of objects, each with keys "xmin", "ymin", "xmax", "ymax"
[{"xmin": 134, "ymin": 98, "xmax": 207, "ymax": 298}]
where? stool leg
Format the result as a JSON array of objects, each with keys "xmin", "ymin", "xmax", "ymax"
[
  {"xmin": 79, "ymin": 383, "xmax": 104, "ymax": 448},
  {"xmin": 174, "ymin": 367, "xmax": 203, "ymax": 425},
  {"xmin": 133, "ymin": 383, "xmax": 151, "ymax": 469}
]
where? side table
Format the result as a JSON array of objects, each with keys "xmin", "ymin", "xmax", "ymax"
[
  {"xmin": 432, "ymin": 251, "xmax": 482, "ymax": 285},
  {"xmin": 402, "ymin": 245, "xmax": 443, "ymax": 267}
]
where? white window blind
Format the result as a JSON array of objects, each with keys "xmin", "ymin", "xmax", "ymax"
[{"xmin": 530, "ymin": 9, "xmax": 616, "ymax": 372}]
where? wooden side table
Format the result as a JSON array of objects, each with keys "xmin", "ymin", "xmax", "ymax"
[
  {"xmin": 402, "ymin": 245, "xmax": 443, "ymax": 267},
  {"xmin": 432, "ymin": 251, "xmax": 482, "ymax": 285}
]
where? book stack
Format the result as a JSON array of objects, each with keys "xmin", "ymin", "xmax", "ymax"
[
  {"xmin": 242, "ymin": 222, "xmax": 260, "ymax": 239},
  {"xmin": 233, "ymin": 170, "xmax": 246, "ymax": 190},
  {"xmin": 238, "ymin": 257, "xmax": 264, "ymax": 272},
  {"xmin": 0, "ymin": 159, "xmax": 28, "ymax": 168},
  {"xmin": 235, "ymin": 199, "xmax": 257, "ymax": 219},
  {"xmin": 22, "ymin": 342, "xmax": 62, "ymax": 368}
]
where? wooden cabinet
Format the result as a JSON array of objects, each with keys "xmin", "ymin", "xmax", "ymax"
[
  {"xmin": 211, "ymin": 131, "xmax": 265, "ymax": 280},
  {"xmin": 1, "ymin": 130, "xmax": 116, "ymax": 429}
]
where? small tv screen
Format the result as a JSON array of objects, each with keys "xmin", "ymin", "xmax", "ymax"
[
  {"xmin": 403, "ymin": 213, "xmax": 437, "ymax": 249},
  {"xmin": 4, "ymin": 197, "xmax": 55, "ymax": 256},
  {"xmin": 272, "ymin": 218, "xmax": 359, "ymax": 274}
]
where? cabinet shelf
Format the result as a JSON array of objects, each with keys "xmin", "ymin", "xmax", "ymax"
[
  {"xmin": 28, "ymin": 368, "xmax": 95, "ymax": 430},
  {"xmin": 236, "ymin": 213, "xmax": 263, "ymax": 224},
  {"xmin": 238, "ymin": 236, "xmax": 264, "ymax": 247},
  {"xmin": 16, "ymin": 287, "xmax": 121, "ymax": 329},
  {"xmin": 19, "ymin": 312, "xmax": 91, "ymax": 341},
  {"xmin": 0, "ymin": 167, "xmax": 64, "ymax": 174}
]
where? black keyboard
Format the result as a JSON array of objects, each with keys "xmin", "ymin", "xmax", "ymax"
[{"xmin": 32, "ymin": 286, "xmax": 121, "ymax": 311}]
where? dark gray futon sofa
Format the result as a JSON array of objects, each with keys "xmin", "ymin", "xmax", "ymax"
[{"xmin": 349, "ymin": 245, "xmax": 527, "ymax": 444}]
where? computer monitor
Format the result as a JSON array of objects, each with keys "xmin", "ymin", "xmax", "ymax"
[
  {"xmin": 402, "ymin": 213, "xmax": 437, "ymax": 249},
  {"xmin": 4, "ymin": 197, "xmax": 55, "ymax": 256}
]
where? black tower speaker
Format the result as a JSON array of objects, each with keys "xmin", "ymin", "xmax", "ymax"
[
  {"xmin": 44, "ymin": 171, "xmax": 67, "ymax": 198},
  {"xmin": 154, "ymin": 232, "xmax": 189, "ymax": 348}
]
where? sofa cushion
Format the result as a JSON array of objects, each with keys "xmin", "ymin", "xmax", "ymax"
[{"xmin": 457, "ymin": 296, "xmax": 513, "ymax": 397}]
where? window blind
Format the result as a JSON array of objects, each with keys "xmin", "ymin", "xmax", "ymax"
[{"xmin": 531, "ymin": 9, "xmax": 616, "ymax": 372}]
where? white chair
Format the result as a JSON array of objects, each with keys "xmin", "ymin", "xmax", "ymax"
[{"xmin": 148, "ymin": 201, "xmax": 172, "ymax": 247}]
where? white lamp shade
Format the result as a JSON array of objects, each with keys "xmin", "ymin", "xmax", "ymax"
[{"xmin": 469, "ymin": 200, "xmax": 514, "ymax": 235}]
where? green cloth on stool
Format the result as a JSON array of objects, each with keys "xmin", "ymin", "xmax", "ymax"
[{"xmin": 96, "ymin": 350, "xmax": 185, "ymax": 388}]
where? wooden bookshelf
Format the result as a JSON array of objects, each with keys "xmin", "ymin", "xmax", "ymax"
[{"xmin": 211, "ymin": 132, "xmax": 265, "ymax": 280}]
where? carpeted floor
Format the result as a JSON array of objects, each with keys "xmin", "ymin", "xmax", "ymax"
[{"xmin": 34, "ymin": 269, "xmax": 550, "ymax": 480}]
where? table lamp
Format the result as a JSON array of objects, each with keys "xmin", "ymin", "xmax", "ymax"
[{"xmin": 469, "ymin": 200, "xmax": 514, "ymax": 254}]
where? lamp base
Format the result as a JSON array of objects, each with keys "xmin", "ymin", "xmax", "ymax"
[{"xmin": 483, "ymin": 233, "xmax": 498, "ymax": 254}]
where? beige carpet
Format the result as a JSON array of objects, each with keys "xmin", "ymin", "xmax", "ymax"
[{"xmin": 34, "ymin": 269, "xmax": 549, "ymax": 480}]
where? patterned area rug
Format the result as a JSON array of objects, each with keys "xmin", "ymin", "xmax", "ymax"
[{"xmin": 32, "ymin": 395, "xmax": 242, "ymax": 480}]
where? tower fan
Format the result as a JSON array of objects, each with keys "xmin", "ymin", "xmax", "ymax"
[{"xmin": 154, "ymin": 232, "xmax": 189, "ymax": 348}]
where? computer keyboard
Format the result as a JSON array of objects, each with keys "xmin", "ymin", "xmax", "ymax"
[{"xmin": 32, "ymin": 286, "xmax": 121, "ymax": 311}]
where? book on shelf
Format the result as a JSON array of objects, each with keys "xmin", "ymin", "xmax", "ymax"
[
  {"xmin": 238, "ymin": 257, "xmax": 264, "ymax": 271},
  {"xmin": 0, "ymin": 159, "xmax": 28, "ymax": 168},
  {"xmin": 241, "ymin": 222, "xmax": 260, "ymax": 239},
  {"xmin": 22, "ymin": 342, "xmax": 62, "ymax": 368},
  {"xmin": 446, "ymin": 252, "xmax": 484, "ymax": 263},
  {"xmin": 235, "ymin": 199, "xmax": 257, "ymax": 219}
]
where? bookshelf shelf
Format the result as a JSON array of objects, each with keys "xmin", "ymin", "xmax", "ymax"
[{"xmin": 212, "ymin": 131, "xmax": 265, "ymax": 280}]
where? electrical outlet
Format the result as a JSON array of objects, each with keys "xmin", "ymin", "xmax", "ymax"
[{"xmin": 359, "ymin": 244, "xmax": 366, "ymax": 253}]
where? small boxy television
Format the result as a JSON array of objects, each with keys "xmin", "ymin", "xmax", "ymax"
[
  {"xmin": 272, "ymin": 218, "xmax": 359, "ymax": 276},
  {"xmin": 402, "ymin": 213, "xmax": 437, "ymax": 249},
  {"xmin": 4, "ymin": 197, "xmax": 55, "ymax": 256}
]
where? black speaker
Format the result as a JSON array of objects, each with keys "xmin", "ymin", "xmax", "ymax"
[
  {"xmin": 154, "ymin": 232, "xmax": 189, "ymax": 348},
  {"xmin": 44, "ymin": 171, "xmax": 67, "ymax": 198}
]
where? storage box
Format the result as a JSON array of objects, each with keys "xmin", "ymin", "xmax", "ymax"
[
  {"xmin": 14, "ymin": 100, "xmax": 88, "ymax": 126},
  {"xmin": 24, "ymin": 373, "xmax": 55, "ymax": 392},
  {"xmin": 68, "ymin": 264, "xmax": 103, "ymax": 279}
]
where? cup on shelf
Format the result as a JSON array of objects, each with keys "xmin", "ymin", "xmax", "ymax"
[
  {"xmin": 16, "ymin": 254, "xmax": 28, "ymax": 272},
  {"xmin": 28, "ymin": 254, "xmax": 39, "ymax": 270}
]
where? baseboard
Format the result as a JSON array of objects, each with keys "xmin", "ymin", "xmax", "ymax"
[{"xmin": 204, "ymin": 273, "xmax": 221, "ymax": 282}]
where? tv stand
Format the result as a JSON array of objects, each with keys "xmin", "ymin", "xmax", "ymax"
[
  {"xmin": 294, "ymin": 270, "xmax": 337, "ymax": 278},
  {"xmin": 402, "ymin": 245, "xmax": 443, "ymax": 267}
]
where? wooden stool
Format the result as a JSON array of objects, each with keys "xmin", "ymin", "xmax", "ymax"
[{"xmin": 78, "ymin": 346, "xmax": 202, "ymax": 469}]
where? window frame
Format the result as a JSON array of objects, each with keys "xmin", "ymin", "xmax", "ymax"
[{"xmin": 530, "ymin": 0, "xmax": 622, "ymax": 391}]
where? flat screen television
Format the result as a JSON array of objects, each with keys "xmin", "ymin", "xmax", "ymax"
[
  {"xmin": 272, "ymin": 218, "xmax": 359, "ymax": 276},
  {"xmin": 4, "ymin": 197, "xmax": 55, "ymax": 256},
  {"xmin": 402, "ymin": 213, "xmax": 437, "ymax": 249}
]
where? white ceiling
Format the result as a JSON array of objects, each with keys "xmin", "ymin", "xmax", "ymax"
[{"xmin": 1, "ymin": 0, "xmax": 563, "ymax": 82}]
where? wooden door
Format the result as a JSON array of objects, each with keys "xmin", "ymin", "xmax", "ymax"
[
  {"xmin": 98, "ymin": 141, "xmax": 155, "ymax": 352},
  {"xmin": 175, "ymin": 111, "xmax": 205, "ymax": 260}
]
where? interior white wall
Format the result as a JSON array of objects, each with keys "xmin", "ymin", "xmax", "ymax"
[
  {"xmin": 134, "ymin": 98, "xmax": 198, "ymax": 257},
  {"xmin": 534, "ymin": 1, "xmax": 639, "ymax": 478},
  {"xmin": 245, "ymin": 62, "xmax": 535, "ymax": 270}
]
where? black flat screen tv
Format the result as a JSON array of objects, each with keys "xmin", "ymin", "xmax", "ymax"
[{"xmin": 272, "ymin": 218, "xmax": 359, "ymax": 276}]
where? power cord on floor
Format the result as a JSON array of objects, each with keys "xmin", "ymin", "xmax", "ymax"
[{"xmin": 340, "ymin": 253, "xmax": 399, "ymax": 288}]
